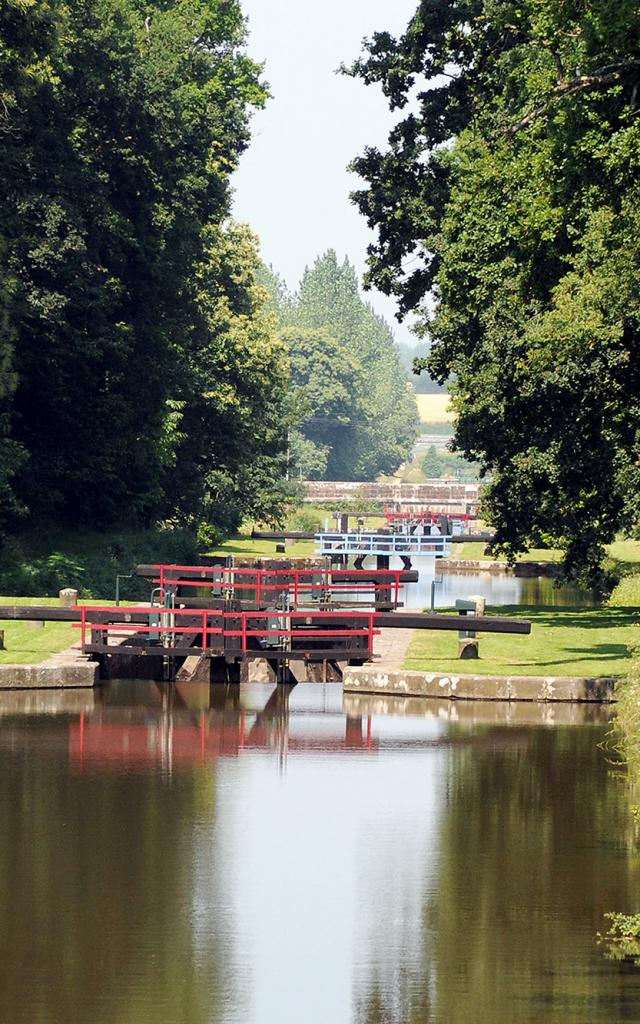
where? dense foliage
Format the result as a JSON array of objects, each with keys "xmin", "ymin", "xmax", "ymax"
[
  {"xmin": 0, "ymin": 0, "xmax": 290, "ymax": 537},
  {"xmin": 349, "ymin": 0, "xmax": 640, "ymax": 582},
  {"xmin": 263, "ymin": 252, "xmax": 418, "ymax": 481}
]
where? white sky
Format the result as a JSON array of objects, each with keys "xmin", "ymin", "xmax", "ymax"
[{"xmin": 232, "ymin": 0, "xmax": 420, "ymax": 346}]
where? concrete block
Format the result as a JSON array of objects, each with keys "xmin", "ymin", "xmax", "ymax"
[
  {"xmin": 469, "ymin": 595, "xmax": 486, "ymax": 616},
  {"xmin": 0, "ymin": 660, "xmax": 98, "ymax": 689}
]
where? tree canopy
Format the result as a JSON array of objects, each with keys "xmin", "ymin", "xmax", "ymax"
[
  {"xmin": 349, "ymin": 0, "xmax": 640, "ymax": 582},
  {"xmin": 0, "ymin": 0, "xmax": 291, "ymax": 536},
  {"xmin": 265, "ymin": 251, "xmax": 418, "ymax": 481}
]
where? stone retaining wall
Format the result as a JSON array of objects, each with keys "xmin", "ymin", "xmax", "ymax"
[
  {"xmin": 0, "ymin": 660, "xmax": 98, "ymax": 689},
  {"xmin": 343, "ymin": 666, "xmax": 616, "ymax": 703},
  {"xmin": 304, "ymin": 481, "xmax": 481, "ymax": 505}
]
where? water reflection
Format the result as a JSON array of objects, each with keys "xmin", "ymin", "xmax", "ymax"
[
  {"xmin": 0, "ymin": 683, "xmax": 637, "ymax": 1024},
  {"xmin": 413, "ymin": 560, "xmax": 594, "ymax": 610},
  {"xmin": 339, "ymin": 556, "xmax": 594, "ymax": 610}
]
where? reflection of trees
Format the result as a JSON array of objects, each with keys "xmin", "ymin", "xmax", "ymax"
[
  {"xmin": 354, "ymin": 725, "xmax": 640, "ymax": 1024},
  {"xmin": 428, "ymin": 726, "xmax": 640, "ymax": 1024},
  {"xmin": 0, "ymin": 720, "xmax": 225, "ymax": 1024}
]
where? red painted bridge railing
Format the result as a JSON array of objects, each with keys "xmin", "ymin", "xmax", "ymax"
[
  {"xmin": 384, "ymin": 507, "xmax": 471, "ymax": 527},
  {"xmin": 150, "ymin": 564, "xmax": 405, "ymax": 608},
  {"xmin": 74, "ymin": 607, "xmax": 380, "ymax": 657}
]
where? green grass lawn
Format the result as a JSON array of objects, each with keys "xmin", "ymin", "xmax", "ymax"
[
  {"xmin": 453, "ymin": 538, "xmax": 640, "ymax": 565},
  {"xmin": 453, "ymin": 542, "xmax": 564, "ymax": 562},
  {"xmin": 206, "ymin": 536, "xmax": 318, "ymax": 559},
  {"xmin": 0, "ymin": 596, "xmax": 130, "ymax": 665},
  {"xmin": 0, "ymin": 598, "xmax": 74, "ymax": 664},
  {"xmin": 403, "ymin": 604, "xmax": 639, "ymax": 678},
  {"xmin": 608, "ymin": 539, "xmax": 640, "ymax": 564},
  {"xmin": 0, "ymin": 620, "xmax": 76, "ymax": 665}
]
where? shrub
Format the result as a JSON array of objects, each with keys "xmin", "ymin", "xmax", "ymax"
[{"xmin": 0, "ymin": 527, "xmax": 200, "ymax": 599}]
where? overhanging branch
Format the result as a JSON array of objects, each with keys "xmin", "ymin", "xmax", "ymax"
[{"xmin": 507, "ymin": 59, "xmax": 640, "ymax": 133}]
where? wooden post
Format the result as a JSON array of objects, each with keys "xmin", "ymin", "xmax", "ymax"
[{"xmin": 0, "ymin": 629, "xmax": 4, "ymax": 650}]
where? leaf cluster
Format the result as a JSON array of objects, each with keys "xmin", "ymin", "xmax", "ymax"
[{"xmin": 349, "ymin": 0, "xmax": 640, "ymax": 581}]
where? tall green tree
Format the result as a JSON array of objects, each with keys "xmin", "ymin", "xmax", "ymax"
[
  {"xmin": 0, "ymin": 0, "xmax": 58, "ymax": 524},
  {"xmin": 282, "ymin": 323, "xmax": 365, "ymax": 480},
  {"xmin": 349, "ymin": 0, "xmax": 640, "ymax": 581},
  {"xmin": 1, "ymin": 0, "xmax": 289, "ymax": 533},
  {"xmin": 166, "ymin": 221, "xmax": 293, "ymax": 532},
  {"xmin": 289, "ymin": 251, "xmax": 418, "ymax": 480}
]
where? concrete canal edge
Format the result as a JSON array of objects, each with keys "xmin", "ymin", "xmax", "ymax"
[
  {"xmin": 343, "ymin": 666, "xmax": 617, "ymax": 703},
  {"xmin": 0, "ymin": 644, "xmax": 99, "ymax": 690}
]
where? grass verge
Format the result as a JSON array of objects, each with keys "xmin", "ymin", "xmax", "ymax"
[
  {"xmin": 453, "ymin": 543, "xmax": 565, "ymax": 562},
  {"xmin": 207, "ymin": 536, "xmax": 317, "ymax": 559},
  {"xmin": 403, "ymin": 604, "xmax": 639, "ymax": 678},
  {"xmin": 0, "ymin": 596, "xmax": 126, "ymax": 665},
  {"xmin": 453, "ymin": 538, "xmax": 640, "ymax": 566}
]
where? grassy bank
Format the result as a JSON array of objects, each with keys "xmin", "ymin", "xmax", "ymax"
[
  {"xmin": 404, "ymin": 604, "xmax": 639, "ymax": 678},
  {"xmin": 0, "ymin": 597, "xmax": 127, "ymax": 665},
  {"xmin": 453, "ymin": 543, "xmax": 565, "ymax": 562},
  {"xmin": 207, "ymin": 536, "xmax": 317, "ymax": 559},
  {"xmin": 452, "ymin": 538, "xmax": 640, "ymax": 566},
  {"xmin": 0, "ymin": 598, "xmax": 75, "ymax": 665}
]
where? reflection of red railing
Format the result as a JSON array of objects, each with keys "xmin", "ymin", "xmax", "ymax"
[
  {"xmin": 74, "ymin": 607, "xmax": 380, "ymax": 657},
  {"xmin": 69, "ymin": 711, "xmax": 378, "ymax": 768},
  {"xmin": 150, "ymin": 564, "xmax": 404, "ymax": 608}
]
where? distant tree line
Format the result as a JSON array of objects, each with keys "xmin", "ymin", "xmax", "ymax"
[
  {"xmin": 396, "ymin": 341, "xmax": 446, "ymax": 395},
  {"xmin": 348, "ymin": 0, "xmax": 640, "ymax": 582},
  {"xmin": 0, "ymin": 0, "xmax": 290, "ymax": 539},
  {"xmin": 260, "ymin": 252, "xmax": 418, "ymax": 481}
]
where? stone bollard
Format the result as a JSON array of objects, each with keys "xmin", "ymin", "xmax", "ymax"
[
  {"xmin": 458, "ymin": 637, "xmax": 479, "ymax": 659},
  {"xmin": 59, "ymin": 588, "xmax": 78, "ymax": 608}
]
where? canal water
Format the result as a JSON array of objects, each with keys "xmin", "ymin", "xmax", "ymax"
[
  {"xmin": 413, "ymin": 561, "xmax": 593, "ymax": 610},
  {"xmin": 349, "ymin": 556, "xmax": 595, "ymax": 610},
  {"xmin": 0, "ymin": 681, "xmax": 639, "ymax": 1024}
]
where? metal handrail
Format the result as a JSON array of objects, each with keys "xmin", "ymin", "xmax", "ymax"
[{"xmin": 315, "ymin": 532, "xmax": 452, "ymax": 556}]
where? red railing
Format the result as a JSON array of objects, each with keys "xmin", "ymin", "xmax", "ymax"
[
  {"xmin": 150, "ymin": 564, "xmax": 404, "ymax": 608},
  {"xmin": 74, "ymin": 607, "xmax": 380, "ymax": 657},
  {"xmin": 75, "ymin": 605, "xmax": 224, "ymax": 655},
  {"xmin": 384, "ymin": 507, "xmax": 471, "ymax": 527}
]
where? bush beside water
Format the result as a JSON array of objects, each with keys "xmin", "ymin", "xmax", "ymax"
[
  {"xmin": 0, "ymin": 527, "xmax": 201, "ymax": 600},
  {"xmin": 602, "ymin": 574, "xmax": 640, "ymax": 964}
]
